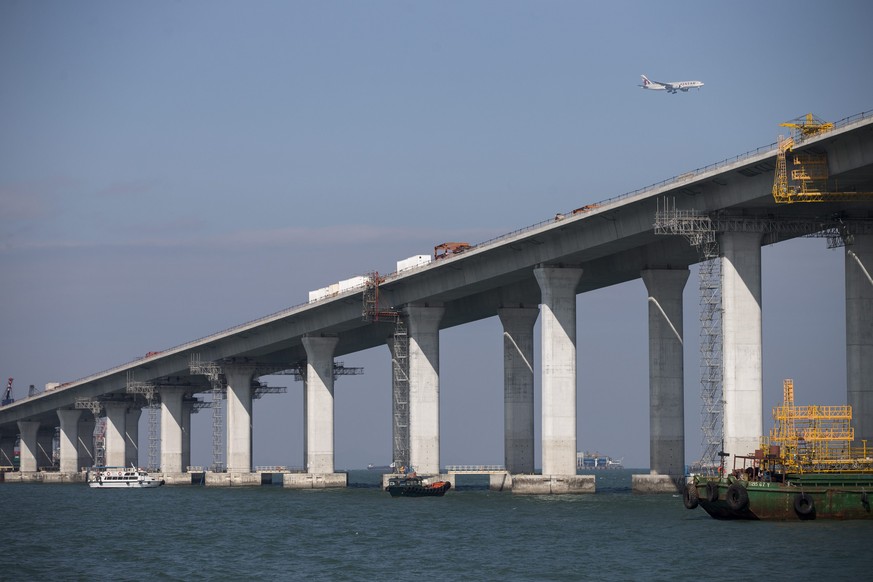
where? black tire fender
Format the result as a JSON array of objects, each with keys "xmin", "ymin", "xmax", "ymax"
[
  {"xmin": 794, "ymin": 492, "xmax": 815, "ymax": 518},
  {"xmin": 706, "ymin": 481, "xmax": 719, "ymax": 502},
  {"xmin": 683, "ymin": 483, "xmax": 700, "ymax": 509},
  {"xmin": 726, "ymin": 482, "xmax": 749, "ymax": 511}
]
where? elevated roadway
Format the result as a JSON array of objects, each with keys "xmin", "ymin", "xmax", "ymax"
[{"xmin": 3, "ymin": 111, "xmax": 873, "ymax": 490}]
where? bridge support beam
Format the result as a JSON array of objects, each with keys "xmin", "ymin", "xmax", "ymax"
[
  {"xmin": 406, "ymin": 305, "xmax": 445, "ymax": 476},
  {"xmin": 104, "ymin": 401, "xmax": 128, "ymax": 468},
  {"xmin": 57, "ymin": 408, "xmax": 82, "ymax": 474},
  {"xmin": 125, "ymin": 407, "xmax": 141, "ymax": 468},
  {"xmin": 160, "ymin": 387, "xmax": 188, "ymax": 473},
  {"xmin": 498, "ymin": 306, "xmax": 538, "ymax": 475},
  {"xmin": 303, "ymin": 335, "xmax": 339, "ymax": 475},
  {"xmin": 534, "ymin": 266, "xmax": 583, "ymax": 478},
  {"xmin": 17, "ymin": 420, "xmax": 39, "ymax": 472},
  {"xmin": 224, "ymin": 366, "xmax": 255, "ymax": 473},
  {"xmin": 847, "ymin": 233, "xmax": 873, "ymax": 442},
  {"xmin": 636, "ymin": 268, "xmax": 688, "ymax": 493},
  {"xmin": 721, "ymin": 232, "xmax": 764, "ymax": 462}
]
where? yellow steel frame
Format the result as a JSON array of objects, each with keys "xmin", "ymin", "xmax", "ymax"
[
  {"xmin": 764, "ymin": 379, "xmax": 873, "ymax": 473},
  {"xmin": 772, "ymin": 114, "xmax": 873, "ymax": 204}
]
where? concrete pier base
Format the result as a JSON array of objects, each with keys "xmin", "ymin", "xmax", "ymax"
[
  {"xmin": 161, "ymin": 472, "xmax": 201, "ymax": 486},
  {"xmin": 3, "ymin": 471, "xmax": 43, "ymax": 483},
  {"xmin": 511, "ymin": 474, "xmax": 595, "ymax": 495},
  {"xmin": 489, "ymin": 472, "xmax": 513, "ymax": 491},
  {"xmin": 631, "ymin": 473, "xmax": 681, "ymax": 493},
  {"xmin": 41, "ymin": 471, "xmax": 86, "ymax": 484},
  {"xmin": 283, "ymin": 472, "xmax": 347, "ymax": 489},
  {"xmin": 204, "ymin": 472, "xmax": 262, "ymax": 487}
]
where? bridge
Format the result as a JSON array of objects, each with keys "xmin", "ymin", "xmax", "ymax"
[{"xmin": 2, "ymin": 111, "xmax": 872, "ymax": 493}]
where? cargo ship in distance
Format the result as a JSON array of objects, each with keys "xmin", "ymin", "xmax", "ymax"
[
  {"xmin": 577, "ymin": 451, "xmax": 623, "ymax": 470},
  {"xmin": 684, "ymin": 379, "xmax": 873, "ymax": 520}
]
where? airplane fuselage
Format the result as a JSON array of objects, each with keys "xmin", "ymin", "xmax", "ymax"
[{"xmin": 640, "ymin": 75, "xmax": 703, "ymax": 94}]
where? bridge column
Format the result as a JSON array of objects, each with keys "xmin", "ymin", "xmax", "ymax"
[
  {"xmin": 636, "ymin": 269, "xmax": 688, "ymax": 492},
  {"xmin": 303, "ymin": 335, "xmax": 339, "ymax": 475},
  {"xmin": 406, "ymin": 305, "xmax": 444, "ymax": 476},
  {"xmin": 721, "ymin": 232, "xmax": 763, "ymax": 461},
  {"xmin": 160, "ymin": 387, "xmax": 187, "ymax": 473},
  {"xmin": 78, "ymin": 414, "xmax": 95, "ymax": 470},
  {"xmin": 17, "ymin": 420, "xmax": 39, "ymax": 472},
  {"xmin": 224, "ymin": 365, "xmax": 255, "ymax": 473},
  {"xmin": 534, "ymin": 266, "xmax": 583, "ymax": 477},
  {"xmin": 847, "ymin": 233, "xmax": 873, "ymax": 442},
  {"xmin": 182, "ymin": 398, "xmax": 193, "ymax": 470},
  {"xmin": 125, "ymin": 407, "xmax": 141, "ymax": 468},
  {"xmin": 498, "ymin": 307, "xmax": 538, "ymax": 475},
  {"xmin": 103, "ymin": 401, "xmax": 128, "ymax": 467},
  {"xmin": 57, "ymin": 408, "xmax": 83, "ymax": 474}
]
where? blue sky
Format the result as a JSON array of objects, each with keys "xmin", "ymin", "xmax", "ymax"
[{"xmin": 1, "ymin": 1, "xmax": 871, "ymax": 469}]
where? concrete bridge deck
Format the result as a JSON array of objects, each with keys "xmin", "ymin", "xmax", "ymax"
[{"xmin": 2, "ymin": 110, "xmax": 873, "ymax": 493}]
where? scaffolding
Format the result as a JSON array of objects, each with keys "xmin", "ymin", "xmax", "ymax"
[
  {"xmin": 189, "ymin": 354, "xmax": 226, "ymax": 472},
  {"xmin": 363, "ymin": 272, "xmax": 409, "ymax": 470},
  {"xmin": 125, "ymin": 371, "xmax": 160, "ymax": 471}
]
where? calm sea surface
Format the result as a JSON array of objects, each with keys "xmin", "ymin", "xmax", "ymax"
[{"xmin": 2, "ymin": 469, "xmax": 869, "ymax": 581}]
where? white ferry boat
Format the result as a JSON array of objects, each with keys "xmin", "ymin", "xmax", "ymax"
[{"xmin": 88, "ymin": 466, "xmax": 165, "ymax": 489}]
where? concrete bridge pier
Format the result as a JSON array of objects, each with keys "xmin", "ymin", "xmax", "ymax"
[
  {"xmin": 103, "ymin": 401, "xmax": 128, "ymax": 468},
  {"xmin": 17, "ymin": 420, "xmax": 39, "ymax": 473},
  {"xmin": 224, "ymin": 365, "xmax": 255, "ymax": 475},
  {"xmin": 847, "ymin": 233, "xmax": 873, "ymax": 443},
  {"xmin": 57, "ymin": 408, "xmax": 82, "ymax": 474},
  {"xmin": 406, "ymin": 305, "xmax": 444, "ymax": 476},
  {"xmin": 514, "ymin": 266, "xmax": 593, "ymax": 494},
  {"xmin": 291, "ymin": 335, "xmax": 346, "ymax": 489},
  {"xmin": 721, "ymin": 232, "xmax": 764, "ymax": 462},
  {"xmin": 160, "ymin": 386, "xmax": 188, "ymax": 475},
  {"xmin": 634, "ymin": 269, "xmax": 688, "ymax": 494},
  {"xmin": 498, "ymin": 306, "xmax": 538, "ymax": 475}
]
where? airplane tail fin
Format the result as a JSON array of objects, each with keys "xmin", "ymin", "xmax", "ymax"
[{"xmin": 640, "ymin": 74, "xmax": 651, "ymax": 87}]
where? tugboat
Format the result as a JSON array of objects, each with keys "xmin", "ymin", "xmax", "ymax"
[
  {"xmin": 385, "ymin": 472, "xmax": 451, "ymax": 497},
  {"xmin": 685, "ymin": 380, "xmax": 873, "ymax": 520}
]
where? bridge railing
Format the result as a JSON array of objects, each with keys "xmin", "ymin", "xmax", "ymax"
[
  {"xmin": 54, "ymin": 110, "xmax": 873, "ymax": 390},
  {"xmin": 444, "ymin": 464, "xmax": 507, "ymax": 472}
]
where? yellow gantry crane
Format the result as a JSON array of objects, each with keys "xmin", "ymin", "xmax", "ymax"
[{"xmin": 772, "ymin": 113, "xmax": 873, "ymax": 203}]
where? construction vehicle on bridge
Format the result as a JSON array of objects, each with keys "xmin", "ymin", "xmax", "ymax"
[{"xmin": 434, "ymin": 242, "xmax": 471, "ymax": 259}]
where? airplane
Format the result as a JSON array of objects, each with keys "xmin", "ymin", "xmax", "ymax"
[{"xmin": 639, "ymin": 74, "xmax": 704, "ymax": 94}]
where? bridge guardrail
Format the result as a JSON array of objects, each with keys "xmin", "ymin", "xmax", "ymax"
[
  {"xmin": 54, "ymin": 110, "xmax": 872, "ymax": 390},
  {"xmin": 444, "ymin": 464, "xmax": 507, "ymax": 472}
]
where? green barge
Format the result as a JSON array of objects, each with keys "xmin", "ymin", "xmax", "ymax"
[
  {"xmin": 685, "ymin": 472, "xmax": 872, "ymax": 520},
  {"xmin": 685, "ymin": 379, "xmax": 873, "ymax": 521}
]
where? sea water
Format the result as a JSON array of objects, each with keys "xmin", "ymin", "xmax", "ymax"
[{"xmin": 2, "ymin": 469, "xmax": 869, "ymax": 581}]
